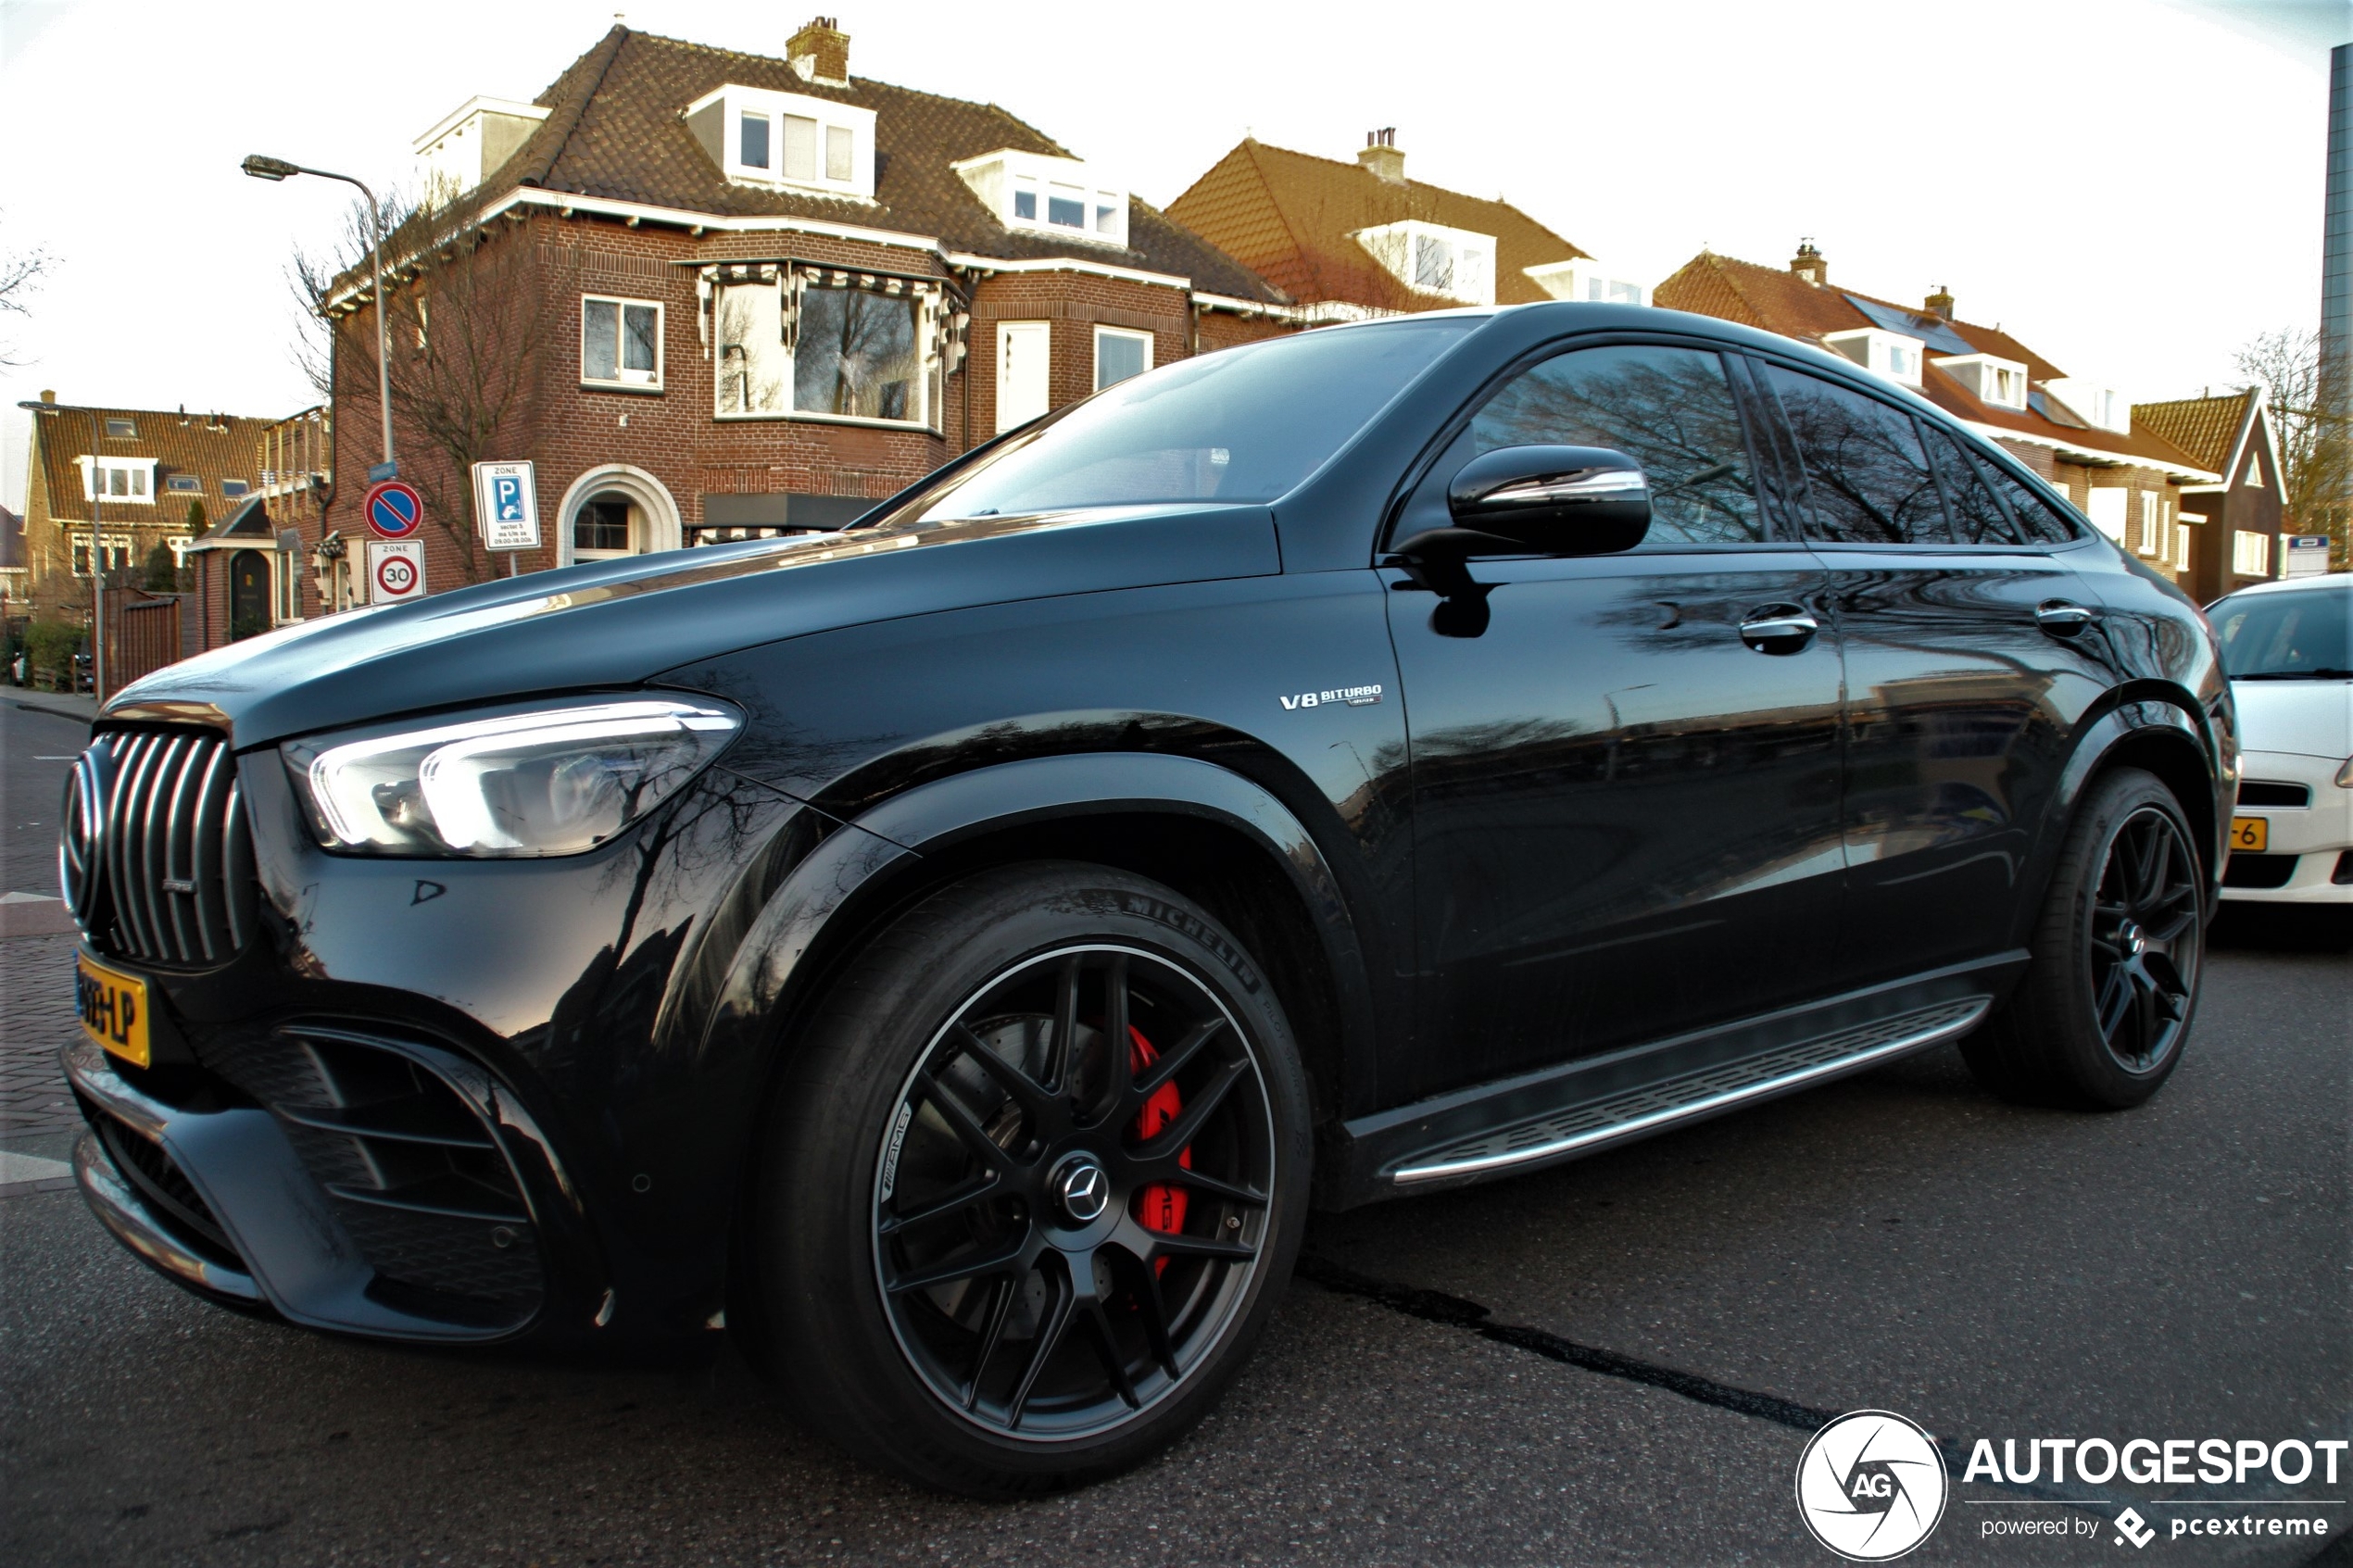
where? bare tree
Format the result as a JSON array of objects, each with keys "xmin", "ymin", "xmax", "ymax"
[
  {"xmin": 2233, "ymin": 326, "xmax": 2350, "ymax": 562},
  {"xmin": 0, "ymin": 211, "xmax": 53, "ymax": 366},
  {"xmin": 294, "ymin": 192, "xmax": 577, "ymax": 584}
]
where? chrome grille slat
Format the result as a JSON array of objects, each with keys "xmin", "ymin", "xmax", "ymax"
[{"xmin": 64, "ymin": 729, "xmax": 256, "ymax": 970}]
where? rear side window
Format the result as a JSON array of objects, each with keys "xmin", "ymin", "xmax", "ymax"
[
  {"xmin": 1920, "ymin": 424, "xmax": 2019, "ymax": 545},
  {"xmin": 1467, "ymin": 344, "xmax": 1766, "ymax": 546},
  {"xmin": 1975, "ymin": 464, "xmax": 2082, "ymax": 545},
  {"xmin": 1760, "ymin": 364, "xmax": 1945, "ymax": 545}
]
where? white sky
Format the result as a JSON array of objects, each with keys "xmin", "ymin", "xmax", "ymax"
[{"xmin": 0, "ymin": 0, "xmax": 2338, "ymax": 511}]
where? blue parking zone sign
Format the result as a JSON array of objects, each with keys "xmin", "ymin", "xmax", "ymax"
[{"xmin": 471, "ymin": 460, "xmax": 542, "ymax": 551}]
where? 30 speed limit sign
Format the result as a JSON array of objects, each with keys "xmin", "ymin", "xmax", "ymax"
[{"xmin": 366, "ymin": 539, "xmax": 426, "ymax": 605}]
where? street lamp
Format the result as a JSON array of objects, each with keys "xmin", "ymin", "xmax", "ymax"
[
  {"xmin": 243, "ymin": 154, "xmax": 395, "ymax": 475},
  {"xmin": 18, "ymin": 397, "xmax": 107, "ymax": 702}
]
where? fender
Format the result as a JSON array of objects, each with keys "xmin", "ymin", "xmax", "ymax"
[
  {"xmin": 696, "ymin": 749, "xmax": 1382, "ymax": 1154},
  {"xmin": 2015, "ymin": 694, "xmax": 2229, "ymax": 947}
]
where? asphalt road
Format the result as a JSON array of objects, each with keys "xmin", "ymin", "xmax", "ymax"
[{"xmin": 2, "ymin": 693, "xmax": 2346, "ymax": 1564}]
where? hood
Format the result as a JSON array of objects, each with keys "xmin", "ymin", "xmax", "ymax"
[
  {"xmin": 107, "ymin": 505, "xmax": 1279, "ymax": 748},
  {"xmin": 2230, "ymin": 677, "xmax": 2353, "ymax": 761}
]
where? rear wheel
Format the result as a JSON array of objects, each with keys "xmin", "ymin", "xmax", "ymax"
[
  {"xmin": 1963, "ymin": 767, "xmax": 2206, "ymax": 1109},
  {"xmin": 740, "ymin": 862, "xmax": 1310, "ymax": 1495}
]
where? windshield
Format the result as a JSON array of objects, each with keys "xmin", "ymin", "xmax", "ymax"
[
  {"xmin": 885, "ymin": 318, "xmax": 1477, "ymax": 523},
  {"xmin": 2208, "ymin": 587, "xmax": 2351, "ymax": 679}
]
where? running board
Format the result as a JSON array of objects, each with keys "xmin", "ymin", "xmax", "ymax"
[
  {"xmin": 1390, "ymin": 997, "xmax": 1989, "ymax": 1185},
  {"xmin": 1315, "ymin": 956, "xmax": 2020, "ymax": 1209}
]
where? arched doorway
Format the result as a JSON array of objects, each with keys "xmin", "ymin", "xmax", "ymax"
[
  {"xmin": 228, "ymin": 550, "xmax": 270, "ymax": 638},
  {"xmin": 555, "ymin": 465, "xmax": 681, "ymax": 566}
]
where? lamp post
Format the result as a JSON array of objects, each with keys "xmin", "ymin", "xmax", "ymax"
[
  {"xmin": 18, "ymin": 398, "xmax": 106, "ymax": 702},
  {"xmin": 242, "ymin": 155, "xmax": 395, "ymax": 475}
]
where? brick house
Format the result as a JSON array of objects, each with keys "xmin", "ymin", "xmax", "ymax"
[
  {"xmin": 182, "ymin": 405, "xmax": 334, "ymax": 649},
  {"xmin": 0, "ymin": 504, "xmax": 26, "ymax": 620},
  {"xmin": 309, "ymin": 19, "xmax": 1290, "ymax": 599},
  {"xmin": 2132, "ymin": 389, "xmax": 2284, "ymax": 601},
  {"xmin": 17, "ymin": 393, "xmax": 271, "ymax": 622},
  {"xmin": 1166, "ymin": 130, "xmax": 1646, "ymax": 319},
  {"xmin": 1655, "ymin": 247, "xmax": 2224, "ymax": 587}
]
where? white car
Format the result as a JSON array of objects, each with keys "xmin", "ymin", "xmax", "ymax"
[{"xmin": 2207, "ymin": 574, "xmax": 2353, "ymax": 904}]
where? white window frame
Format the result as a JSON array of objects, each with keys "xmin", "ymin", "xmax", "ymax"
[
  {"xmin": 1523, "ymin": 259, "xmax": 1650, "ymax": 307},
  {"xmin": 69, "ymin": 531, "xmax": 136, "ymax": 575},
  {"xmin": 951, "ymin": 149, "xmax": 1130, "ymax": 248},
  {"xmin": 571, "ymin": 495, "xmax": 641, "ymax": 562},
  {"xmin": 1933, "ymin": 353, "xmax": 2030, "ymax": 410},
  {"xmin": 709, "ymin": 267, "xmax": 944, "ymax": 432},
  {"xmin": 220, "ymin": 479, "xmax": 252, "ymax": 500},
  {"xmin": 2172, "ymin": 523, "xmax": 2191, "ymax": 571},
  {"xmin": 77, "ymin": 457, "xmax": 157, "ymax": 505},
  {"xmin": 2136, "ymin": 491, "xmax": 2162, "ymax": 557},
  {"xmin": 581, "ymin": 295, "xmax": 665, "ymax": 391},
  {"xmin": 1353, "ymin": 220, "xmax": 1496, "ymax": 306},
  {"xmin": 688, "ymin": 84, "xmax": 876, "ymax": 201},
  {"xmin": 2233, "ymin": 531, "xmax": 2271, "ymax": 576},
  {"xmin": 1093, "ymin": 325, "xmax": 1153, "ymax": 391},
  {"xmin": 163, "ymin": 473, "xmax": 202, "ymax": 495},
  {"xmin": 2045, "ymin": 377, "xmax": 2131, "ymax": 435}
]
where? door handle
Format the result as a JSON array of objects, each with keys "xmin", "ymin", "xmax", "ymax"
[
  {"xmin": 1739, "ymin": 605, "xmax": 1819, "ymax": 653},
  {"xmin": 2035, "ymin": 600, "xmax": 2098, "ymax": 637}
]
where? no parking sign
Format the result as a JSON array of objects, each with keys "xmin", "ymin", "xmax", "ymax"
[{"xmin": 366, "ymin": 539, "xmax": 426, "ymax": 605}]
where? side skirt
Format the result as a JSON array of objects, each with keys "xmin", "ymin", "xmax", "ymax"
[{"xmin": 1320, "ymin": 954, "xmax": 2021, "ymax": 1207}]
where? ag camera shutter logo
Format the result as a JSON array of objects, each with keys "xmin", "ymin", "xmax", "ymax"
[{"xmin": 1795, "ymin": 1410, "xmax": 1949, "ymax": 1561}]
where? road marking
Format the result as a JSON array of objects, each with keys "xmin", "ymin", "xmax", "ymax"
[
  {"xmin": 1, "ymin": 892, "xmax": 62, "ymax": 905},
  {"xmin": 0, "ymin": 1150, "xmax": 72, "ymax": 1185}
]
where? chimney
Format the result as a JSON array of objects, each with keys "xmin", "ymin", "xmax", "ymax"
[
  {"xmin": 39, "ymin": 389, "xmax": 55, "ymax": 404},
  {"xmin": 787, "ymin": 16, "xmax": 849, "ymax": 85},
  {"xmin": 1790, "ymin": 239, "xmax": 1826, "ymax": 287},
  {"xmin": 1924, "ymin": 284, "xmax": 1955, "ymax": 320},
  {"xmin": 1356, "ymin": 127, "xmax": 1405, "ymax": 184}
]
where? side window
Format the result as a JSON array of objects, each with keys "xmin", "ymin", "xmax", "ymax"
[
  {"xmin": 1976, "ymin": 463, "xmax": 2082, "ymax": 545},
  {"xmin": 1920, "ymin": 424, "xmax": 2020, "ymax": 545},
  {"xmin": 1760, "ymin": 364, "xmax": 1947, "ymax": 545},
  {"xmin": 1466, "ymin": 344, "xmax": 1765, "ymax": 546}
]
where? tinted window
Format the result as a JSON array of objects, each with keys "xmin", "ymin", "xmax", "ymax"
[
  {"xmin": 1468, "ymin": 345, "xmax": 1765, "ymax": 545},
  {"xmin": 2208, "ymin": 589, "xmax": 2352, "ymax": 679},
  {"xmin": 1763, "ymin": 365, "xmax": 1946, "ymax": 545},
  {"xmin": 1976, "ymin": 464, "xmax": 2082, "ymax": 545},
  {"xmin": 897, "ymin": 319, "xmax": 1474, "ymax": 521},
  {"xmin": 1920, "ymin": 424, "xmax": 2018, "ymax": 544}
]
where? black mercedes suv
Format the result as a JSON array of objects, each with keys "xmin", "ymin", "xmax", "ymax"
[{"xmin": 59, "ymin": 304, "xmax": 2231, "ymax": 1494}]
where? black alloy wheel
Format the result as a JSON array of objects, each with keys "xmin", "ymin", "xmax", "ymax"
[
  {"xmin": 874, "ymin": 944, "xmax": 1275, "ymax": 1439},
  {"xmin": 1961, "ymin": 767, "xmax": 2206, "ymax": 1110},
  {"xmin": 2083, "ymin": 805, "xmax": 2201, "ymax": 1074},
  {"xmin": 740, "ymin": 862, "xmax": 1309, "ymax": 1495}
]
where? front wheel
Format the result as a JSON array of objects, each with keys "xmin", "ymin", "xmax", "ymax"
[
  {"xmin": 1963, "ymin": 767, "xmax": 2207, "ymax": 1109},
  {"xmin": 739, "ymin": 862, "xmax": 1312, "ymax": 1495}
]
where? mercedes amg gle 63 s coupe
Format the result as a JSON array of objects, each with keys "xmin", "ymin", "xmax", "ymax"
[{"xmin": 59, "ymin": 303, "xmax": 2230, "ymax": 1494}]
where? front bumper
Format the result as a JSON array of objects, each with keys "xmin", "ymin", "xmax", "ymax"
[
  {"xmin": 2221, "ymin": 750, "xmax": 2353, "ymax": 905},
  {"xmin": 66, "ymin": 1030, "xmax": 589, "ymax": 1341}
]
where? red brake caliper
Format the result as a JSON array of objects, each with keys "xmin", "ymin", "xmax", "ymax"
[{"xmin": 1127, "ymin": 1025, "xmax": 1189, "ymax": 1272}]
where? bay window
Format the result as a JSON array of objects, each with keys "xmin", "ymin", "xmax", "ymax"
[{"xmin": 710, "ymin": 264, "xmax": 944, "ymax": 430}]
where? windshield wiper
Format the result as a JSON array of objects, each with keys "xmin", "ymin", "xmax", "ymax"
[{"xmin": 2233, "ymin": 669, "xmax": 2353, "ymax": 680}]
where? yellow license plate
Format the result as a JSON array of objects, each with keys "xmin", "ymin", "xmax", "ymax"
[
  {"xmin": 2229, "ymin": 816, "xmax": 2269, "ymax": 854},
  {"xmin": 76, "ymin": 952, "xmax": 150, "ymax": 1069}
]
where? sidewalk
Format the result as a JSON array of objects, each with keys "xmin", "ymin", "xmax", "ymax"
[{"xmin": 8, "ymin": 690, "xmax": 99, "ymax": 724}]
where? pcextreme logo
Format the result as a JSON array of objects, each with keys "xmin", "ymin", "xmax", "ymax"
[{"xmin": 1796, "ymin": 1410, "xmax": 1950, "ymax": 1562}]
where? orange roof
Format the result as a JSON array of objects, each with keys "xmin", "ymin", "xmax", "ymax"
[
  {"xmin": 2133, "ymin": 390, "xmax": 2260, "ymax": 473},
  {"xmin": 1166, "ymin": 138, "xmax": 1586, "ymax": 312},
  {"xmin": 1655, "ymin": 251, "xmax": 2211, "ymax": 476}
]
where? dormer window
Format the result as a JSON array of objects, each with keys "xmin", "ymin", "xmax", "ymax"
[
  {"xmin": 1524, "ymin": 260, "xmax": 1650, "ymax": 307},
  {"xmin": 686, "ymin": 84, "xmax": 875, "ymax": 201},
  {"xmin": 955, "ymin": 150, "xmax": 1129, "ymax": 247},
  {"xmin": 2043, "ymin": 377, "xmax": 2131, "ymax": 435},
  {"xmin": 1353, "ymin": 220, "xmax": 1495, "ymax": 305},
  {"xmin": 1935, "ymin": 353, "xmax": 2030, "ymax": 410},
  {"xmin": 78, "ymin": 457, "xmax": 157, "ymax": 504},
  {"xmin": 412, "ymin": 97, "xmax": 553, "ymax": 208},
  {"xmin": 1823, "ymin": 327, "xmax": 1925, "ymax": 389}
]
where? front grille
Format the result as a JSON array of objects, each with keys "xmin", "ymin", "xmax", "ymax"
[
  {"xmin": 199, "ymin": 1025, "xmax": 544, "ymax": 1322},
  {"xmin": 2238, "ymin": 781, "xmax": 2312, "ymax": 809},
  {"xmin": 2223, "ymin": 853, "xmax": 2300, "ymax": 890},
  {"xmin": 63, "ymin": 728, "xmax": 256, "ymax": 969}
]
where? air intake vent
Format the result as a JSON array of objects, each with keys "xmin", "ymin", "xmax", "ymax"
[
  {"xmin": 2236, "ymin": 781, "xmax": 2310, "ymax": 809},
  {"xmin": 62, "ymin": 729, "xmax": 256, "ymax": 969}
]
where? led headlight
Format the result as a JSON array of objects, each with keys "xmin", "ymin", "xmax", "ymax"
[{"xmin": 282, "ymin": 696, "xmax": 742, "ymax": 858}]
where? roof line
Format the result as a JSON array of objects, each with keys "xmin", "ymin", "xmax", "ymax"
[{"xmin": 514, "ymin": 25, "xmax": 630, "ymax": 192}]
